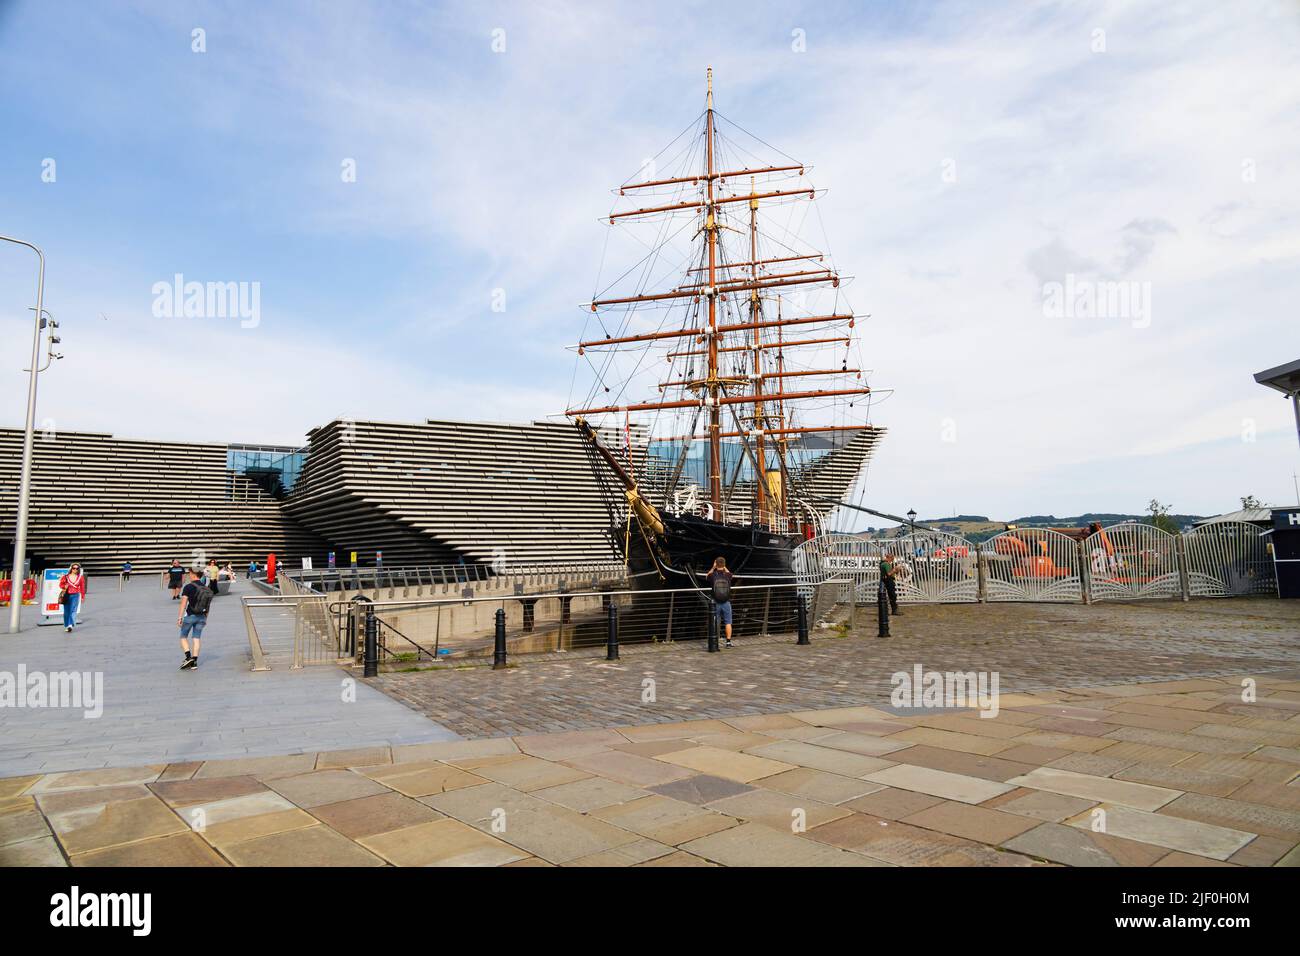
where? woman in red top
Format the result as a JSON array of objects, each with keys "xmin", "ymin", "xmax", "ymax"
[{"xmin": 59, "ymin": 563, "xmax": 87, "ymax": 633}]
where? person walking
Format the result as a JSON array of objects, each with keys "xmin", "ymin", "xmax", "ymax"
[
  {"xmin": 705, "ymin": 556, "xmax": 736, "ymax": 648},
  {"xmin": 204, "ymin": 559, "xmax": 220, "ymax": 592},
  {"xmin": 58, "ymin": 563, "xmax": 87, "ymax": 633},
  {"xmin": 167, "ymin": 559, "xmax": 185, "ymax": 599},
  {"xmin": 177, "ymin": 568, "xmax": 214, "ymax": 670},
  {"xmin": 881, "ymin": 551, "xmax": 901, "ymax": 616},
  {"xmin": 121, "ymin": 560, "xmax": 132, "ymax": 582},
  {"xmin": 247, "ymin": 559, "xmax": 259, "ymax": 579}
]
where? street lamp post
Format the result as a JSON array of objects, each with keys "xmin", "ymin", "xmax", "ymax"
[
  {"xmin": 906, "ymin": 508, "xmax": 917, "ymax": 536},
  {"xmin": 2, "ymin": 235, "xmax": 46, "ymax": 634}
]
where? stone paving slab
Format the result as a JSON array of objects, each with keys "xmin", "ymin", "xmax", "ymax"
[
  {"xmin": 564, "ymin": 838, "xmax": 677, "ymax": 867},
  {"xmin": 1064, "ymin": 804, "xmax": 1255, "ymax": 860},
  {"xmin": 534, "ymin": 777, "xmax": 651, "ymax": 812},
  {"xmin": 899, "ymin": 800, "xmax": 1041, "ymax": 844},
  {"xmin": 1005, "ymin": 767, "xmax": 1181, "ymax": 812},
  {"xmin": 1002, "ymin": 822, "xmax": 1170, "ymax": 867},
  {"xmin": 997, "ymin": 791, "xmax": 1098, "ymax": 823},
  {"xmin": 704, "ymin": 788, "xmax": 850, "ymax": 832},
  {"xmin": 1, "ymin": 669, "xmax": 1297, "ymax": 867},
  {"xmin": 589, "ymin": 794, "xmax": 736, "ymax": 845},
  {"xmin": 201, "ymin": 808, "xmax": 319, "ymax": 849},
  {"xmin": 802, "ymin": 811, "xmax": 987, "ymax": 866},
  {"xmin": 863, "ymin": 765, "xmax": 1015, "ymax": 805},
  {"xmin": 742, "ymin": 740, "xmax": 896, "ymax": 777},
  {"xmin": 306, "ymin": 792, "xmax": 442, "ymax": 840},
  {"xmin": 751, "ymin": 767, "xmax": 885, "ymax": 805},
  {"xmin": 681, "ymin": 820, "xmax": 887, "ymax": 867},
  {"xmin": 654, "ymin": 746, "xmax": 795, "ymax": 783}
]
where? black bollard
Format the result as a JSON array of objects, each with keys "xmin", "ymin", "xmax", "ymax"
[
  {"xmin": 707, "ymin": 605, "xmax": 719, "ymax": 652},
  {"xmin": 363, "ymin": 605, "xmax": 378, "ymax": 677},
  {"xmin": 606, "ymin": 602, "xmax": 620, "ymax": 661},
  {"xmin": 796, "ymin": 593, "xmax": 810, "ymax": 645},
  {"xmin": 492, "ymin": 608, "xmax": 508, "ymax": 670},
  {"xmin": 877, "ymin": 583, "xmax": 891, "ymax": 638}
]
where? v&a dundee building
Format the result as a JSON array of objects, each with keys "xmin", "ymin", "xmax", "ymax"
[{"xmin": 0, "ymin": 417, "xmax": 882, "ymax": 575}]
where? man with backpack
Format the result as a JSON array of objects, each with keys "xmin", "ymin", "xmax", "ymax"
[
  {"xmin": 177, "ymin": 568, "xmax": 215, "ymax": 670},
  {"xmin": 705, "ymin": 556, "xmax": 735, "ymax": 648}
]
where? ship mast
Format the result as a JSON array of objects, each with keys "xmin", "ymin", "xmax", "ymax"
[
  {"xmin": 704, "ymin": 66, "xmax": 722, "ymax": 513},
  {"xmin": 747, "ymin": 175, "xmax": 768, "ymax": 524},
  {"xmin": 567, "ymin": 68, "xmax": 873, "ymax": 528}
]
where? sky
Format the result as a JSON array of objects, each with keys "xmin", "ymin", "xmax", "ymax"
[{"xmin": 1, "ymin": 0, "xmax": 1298, "ymax": 526}]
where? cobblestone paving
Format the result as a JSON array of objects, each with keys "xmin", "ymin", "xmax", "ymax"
[
  {"xmin": 371, "ymin": 599, "xmax": 1300, "ymax": 738},
  {"xmin": 4, "ymin": 671, "xmax": 1297, "ymax": 867}
]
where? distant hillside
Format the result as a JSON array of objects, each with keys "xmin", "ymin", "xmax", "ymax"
[
  {"xmin": 863, "ymin": 511, "xmax": 1208, "ymax": 543},
  {"xmin": 1011, "ymin": 513, "xmax": 1206, "ymax": 528}
]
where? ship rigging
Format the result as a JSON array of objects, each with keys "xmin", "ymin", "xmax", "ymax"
[{"xmin": 566, "ymin": 68, "xmax": 883, "ymax": 581}]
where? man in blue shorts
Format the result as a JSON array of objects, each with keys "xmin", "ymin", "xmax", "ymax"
[
  {"xmin": 706, "ymin": 556, "xmax": 735, "ymax": 648},
  {"xmin": 177, "ymin": 568, "xmax": 214, "ymax": 670}
]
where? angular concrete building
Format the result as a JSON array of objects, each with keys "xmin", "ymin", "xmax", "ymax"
[
  {"xmin": 0, "ymin": 428, "xmax": 326, "ymax": 575},
  {"xmin": 1, "ymin": 417, "xmax": 884, "ymax": 575}
]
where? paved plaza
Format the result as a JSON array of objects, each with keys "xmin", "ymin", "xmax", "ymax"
[
  {"xmin": 1, "ymin": 586, "xmax": 1297, "ymax": 866},
  {"xmin": 374, "ymin": 597, "xmax": 1300, "ymax": 737},
  {"xmin": 2, "ymin": 672, "xmax": 1298, "ymax": 867},
  {"xmin": 0, "ymin": 577, "xmax": 459, "ymax": 776}
]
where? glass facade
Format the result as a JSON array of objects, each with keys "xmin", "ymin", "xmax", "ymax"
[
  {"xmin": 645, "ymin": 433, "xmax": 852, "ymax": 487},
  {"xmin": 227, "ymin": 444, "xmax": 306, "ymax": 499}
]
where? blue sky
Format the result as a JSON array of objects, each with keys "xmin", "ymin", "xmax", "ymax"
[{"xmin": 1, "ymin": 0, "xmax": 1298, "ymax": 523}]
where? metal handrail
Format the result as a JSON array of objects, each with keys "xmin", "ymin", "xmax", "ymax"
[{"xmin": 325, "ymin": 579, "xmax": 799, "ymax": 614}]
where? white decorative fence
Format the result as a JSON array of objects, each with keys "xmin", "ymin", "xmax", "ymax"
[
  {"xmin": 792, "ymin": 532, "xmax": 878, "ymax": 604},
  {"xmin": 1182, "ymin": 520, "xmax": 1277, "ymax": 597},
  {"xmin": 982, "ymin": 528, "xmax": 1083, "ymax": 602},
  {"xmin": 1084, "ymin": 523, "xmax": 1181, "ymax": 601},
  {"xmin": 792, "ymin": 530, "xmax": 978, "ymax": 604},
  {"xmin": 891, "ymin": 531, "xmax": 979, "ymax": 603},
  {"xmin": 794, "ymin": 520, "xmax": 1278, "ymax": 610}
]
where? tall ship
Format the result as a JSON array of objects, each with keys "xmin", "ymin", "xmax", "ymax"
[{"xmin": 567, "ymin": 69, "xmax": 884, "ymax": 593}]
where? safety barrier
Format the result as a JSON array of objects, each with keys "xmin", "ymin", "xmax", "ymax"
[
  {"xmin": 0, "ymin": 577, "xmax": 38, "ymax": 606},
  {"xmin": 794, "ymin": 520, "xmax": 1279, "ymax": 609}
]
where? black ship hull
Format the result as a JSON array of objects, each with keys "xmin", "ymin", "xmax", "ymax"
[
  {"xmin": 613, "ymin": 513, "xmax": 804, "ymax": 644},
  {"xmin": 624, "ymin": 512, "xmax": 802, "ymax": 583}
]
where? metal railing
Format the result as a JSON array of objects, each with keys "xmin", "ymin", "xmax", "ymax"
[
  {"xmin": 279, "ymin": 559, "xmax": 627, "ymax": 597},
  {"xmin": 328, "ymin": 579, "xmax": 812, "ymax": 669},
  {"xmin": 242, "ymin": 575, "xmax": 348, "ymax": 669},
  {"xmin": 242, "ymin": 566, "xmax": 850, "ymax": 672}
]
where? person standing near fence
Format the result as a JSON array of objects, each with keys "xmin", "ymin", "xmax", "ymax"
[
  {"xmin": 178, "ymin": 568, "xmax": 214, "ymax": 670},
  {"xmin": 706, "ymin": 556, "xmax": 735, "ymax": 648},
  {"xmin": 880, "ymin": 551, "xmax": 901, "ymax": 616},
  {"xmin": 59, "ymin": 564, "xmax": 87, "ymax": 633}
]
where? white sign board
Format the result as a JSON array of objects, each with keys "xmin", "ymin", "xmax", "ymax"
[
  {"xmin": 39, "ymin": 568, "xmax": 84, "ymax": 626},
  {"xmin": 301, "ymin": 557, "xmax": 313, "ymax": 570}
]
